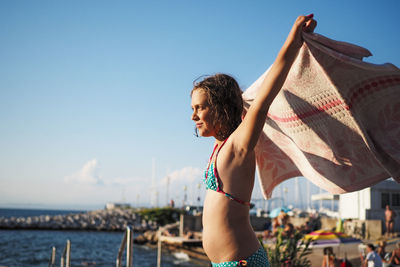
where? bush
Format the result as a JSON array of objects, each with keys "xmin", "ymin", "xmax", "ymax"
[
  {"xmin": 264, "ymin": 229, "xmax": 312, "ymax": 267},
  {"xmin": 137, "ymin": 208, "xmax": 182, "ymax": 226}
]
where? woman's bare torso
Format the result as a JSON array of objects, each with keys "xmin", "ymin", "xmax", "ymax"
[{"xmin": 202, "ymin": 142, "xmax": 260, "ymax": 263}]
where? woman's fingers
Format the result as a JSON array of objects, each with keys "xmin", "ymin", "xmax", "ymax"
[
  {"xmin": 295, "ymin": 15, "xmax": 308, "ymax": 28},
  {"xmin": 293, "ymin": 15, "xmax": 316, "ymax": 35},
  {"xmin": 286, "ymin": 14, "xmax": 317, "ymax": 49},
  {"xmin": 295, "ymin": 14, "xmax": 317, "ymax": 32},
  {"xmin": 299, "ymin": 14, "xmax": 317, "ymax": 32},
  {"xmin": 304, "ymin": 19, "xmax": 317, "ymax": 33}
]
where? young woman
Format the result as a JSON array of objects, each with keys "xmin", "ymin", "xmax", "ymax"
[{"xmin": 191, "ymin": 15, "xmax": 317, "ymax": 267}]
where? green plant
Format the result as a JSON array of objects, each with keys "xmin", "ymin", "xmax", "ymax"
[
  {"xmin": 137, "ymin": 207, "xmax": 182, "ymax": 226},
  {"xmin": 264, "ymin": 229, "xmax": 312, "ymax": 267}
]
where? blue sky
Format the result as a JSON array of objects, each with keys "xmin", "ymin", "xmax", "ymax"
[{"xmin": 1, "ymin": 1, "xmax": 399, "ymax": 210}]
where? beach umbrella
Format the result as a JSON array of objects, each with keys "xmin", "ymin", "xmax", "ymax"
[
  {"xmin": 269, "ymin": 207, "xmax": 291, "ymax": 218},
  {"xmin": 304, "ymin": 230, "xmax": 361, "ymax": 248}
]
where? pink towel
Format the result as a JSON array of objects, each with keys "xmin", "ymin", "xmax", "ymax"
[{"xmin": 242, "ymin": 32, "xmax": 400, "ymax": 199}]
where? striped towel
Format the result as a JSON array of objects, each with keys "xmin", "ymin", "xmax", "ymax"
[{"xmin": 242, "ymin": 32, "xmax": 400, "ymax": 198}]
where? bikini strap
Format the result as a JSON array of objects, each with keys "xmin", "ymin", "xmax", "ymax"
[
  {"xmin": 214, "ymin": 139, "xmax": 252, "ymax": 207},
  {"xmin": 205, "ymin": 139, "xmax": 228, "ymax": 181},
  {"xmin": 215, "ymin": 138, "xmax": 228, "ymax": 158},
  {"xmin": 213, "ymin": 138, "xmax": 228, "ymax": 191},
  {"xmin": 204, "ymin": 143, "xmax": 219, "ymax": 183},
  {"xmin": 224, "ymin": 192, "xmax": 252, "ymax": 206}
]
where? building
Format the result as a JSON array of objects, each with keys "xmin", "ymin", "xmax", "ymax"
[
  {"xmin": 339, "ymin": 179, "xmax": 400, "ymax": 231},
  {"xmin": 105, "ymin": 202, "xmax": 131, "ymax": 210}
]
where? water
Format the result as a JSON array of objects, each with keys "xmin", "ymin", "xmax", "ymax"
[{"xmin": 0, "ymin": 209, "xmax": 209, "ymax": 266}]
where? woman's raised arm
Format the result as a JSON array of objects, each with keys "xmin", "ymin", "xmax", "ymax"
[{"xmin": 232, "ymin": 15, "xmax": 317, "ymax": 152}]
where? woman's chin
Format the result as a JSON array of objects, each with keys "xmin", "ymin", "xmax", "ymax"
[{"xmin": 199, "ymin": 130, "xmax": 212, "ymax": 138}]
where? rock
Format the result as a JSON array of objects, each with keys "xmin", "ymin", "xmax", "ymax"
[
  {"xmin": 134, "ymin": 234, "xmax": 147, "ymax": 245},
  {"xmin": 143, "ymin": 231, "xmax": 158, "ymax": 244},
  {"xmin": 0, "ymin": 208, "xmax": 147, "ymax": 232}
]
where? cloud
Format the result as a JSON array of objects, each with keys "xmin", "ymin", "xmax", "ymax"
[
  {"xmin": 102, "ymin": 177, "xmax": 144, "ymax": 186},
  {"xmin": 64, "ymin": 159, "xmax": 102, "ymax": 185},
  {"xmin": 64, "ymin": 159, "xmax": 145, "ymax": 187},
  {"xmin": 161, "ymin": 166, "xmax": 202, "ymax": 185}
]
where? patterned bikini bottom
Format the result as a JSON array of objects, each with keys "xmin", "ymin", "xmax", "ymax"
[{"xmin": 211, "ymin": 247, "xmax": 269, "ymax": 267}]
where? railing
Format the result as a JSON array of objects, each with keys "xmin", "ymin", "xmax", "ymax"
[
  {"xmin": 116, "ymin": 226, "xmax": 133, "ymax": 267},
  {"xmin": 60, "ymin": 240, "xmax": 71, "ymax": 267},
  {"xmin": 48, "ymin": 246, "xmax": 56, "ymax": 267},
  {"xmin": 48, "ymin": 240, "xmax": 71, "ymax": 267},
  {"xmin": 157, "ymin": 218, "xmax": 182, "ymax": 267}
]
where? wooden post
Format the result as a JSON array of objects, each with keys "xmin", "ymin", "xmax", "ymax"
[
  {"xmin": 157, "ymin": 231, "xmax": 162, "ymax": 267},
  {"xmin": 179, "ymin": 214, "xmax": 184, "ymax": 237},
  {"xmin": 48, "ymin": 246, "xmax": 56, "ymax": 267},
  {"xmin": 66, "ymin": 240, "xmax": 71, "ymax": 267}
]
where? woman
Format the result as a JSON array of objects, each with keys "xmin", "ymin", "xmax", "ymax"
[{"xmin": 191, "ymin": 15, "xmax": 317, "ymax": 266}]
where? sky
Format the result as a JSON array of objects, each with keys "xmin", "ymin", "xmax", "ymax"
[{"xmin": 0, "ymin": 0, "xmax": 399, "ymax": 210}]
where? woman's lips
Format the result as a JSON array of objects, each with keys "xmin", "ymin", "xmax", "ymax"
[{"xmin": 196, "ymin": 123, "xmax": 203, "ymax": 128}]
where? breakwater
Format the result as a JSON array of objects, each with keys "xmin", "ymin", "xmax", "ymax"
[{"xmin": 0, "ymin": 209, "xmax": 154, "ymax": 231}]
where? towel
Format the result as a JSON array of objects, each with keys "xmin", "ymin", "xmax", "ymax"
[{"xmin": 242, "ymin": 32, "xmax": 400, "ymax": 199}]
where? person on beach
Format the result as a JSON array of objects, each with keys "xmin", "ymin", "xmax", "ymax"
[
  {"xmin": 377, "ymin": 241, "xmax": 390, "ymax": 266},
  {"xmin": 385, "ymin": 205, "xmax": 396, "ymax": 236},
  {"xmin": 360, "ymin": 244, "xmax": 383, "ymax": 267},
  {"xmin": 190, "ymin": 14, "xmax": 316, "ymax": 266}
]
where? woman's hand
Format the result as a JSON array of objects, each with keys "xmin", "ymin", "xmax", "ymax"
[
  {"xmin": 231, "ymin": 14, "xmax": 316, "ymax": 152},
  {"xmin": 286, "ymin": 14, "xmax": 317, "ymax": 50}
]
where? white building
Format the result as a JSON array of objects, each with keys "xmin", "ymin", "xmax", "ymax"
[
  {"xmin": 105, "ymin": 202, "xmax": 131, "ymax": 210},
  {"xmin": 339, "ymin": 179, "xmax": 400, "ymax": 230}
]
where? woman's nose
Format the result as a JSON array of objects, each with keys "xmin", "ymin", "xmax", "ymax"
[{"xmin": 191, "ymin": 110, "xmax": 198, "ymax": 121}]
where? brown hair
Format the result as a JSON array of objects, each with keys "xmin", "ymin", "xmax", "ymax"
[{"xmin": 191, "ymin": 73, "xmax": 243, "ymax": 139}]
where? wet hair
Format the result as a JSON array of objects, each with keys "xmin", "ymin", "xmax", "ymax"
[{"xmin": 191, "ymin": 73, "xmax": 243, "ymax": 139}]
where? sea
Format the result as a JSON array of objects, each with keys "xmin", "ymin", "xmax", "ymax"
[{"xmin": 0, "ymin": 208, "xmax": 209, "ymax": 267}]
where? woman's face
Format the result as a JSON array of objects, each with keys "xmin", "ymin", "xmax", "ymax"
[{"xmin": 191, "ymin": 89, "xmax": 217, "ymax": 137}]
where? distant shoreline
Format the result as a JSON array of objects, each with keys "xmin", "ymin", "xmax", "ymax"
[
  {"xmin": 0, "ymin": 207, "xmax": 87, "ymax": 219},
  {"xmin": 0, "ymin": 208, "xmax": 148, "ymax": 232},
  {"xmin": 0, "ymin": 205, "xmax": 100, "ymax": 211}
]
